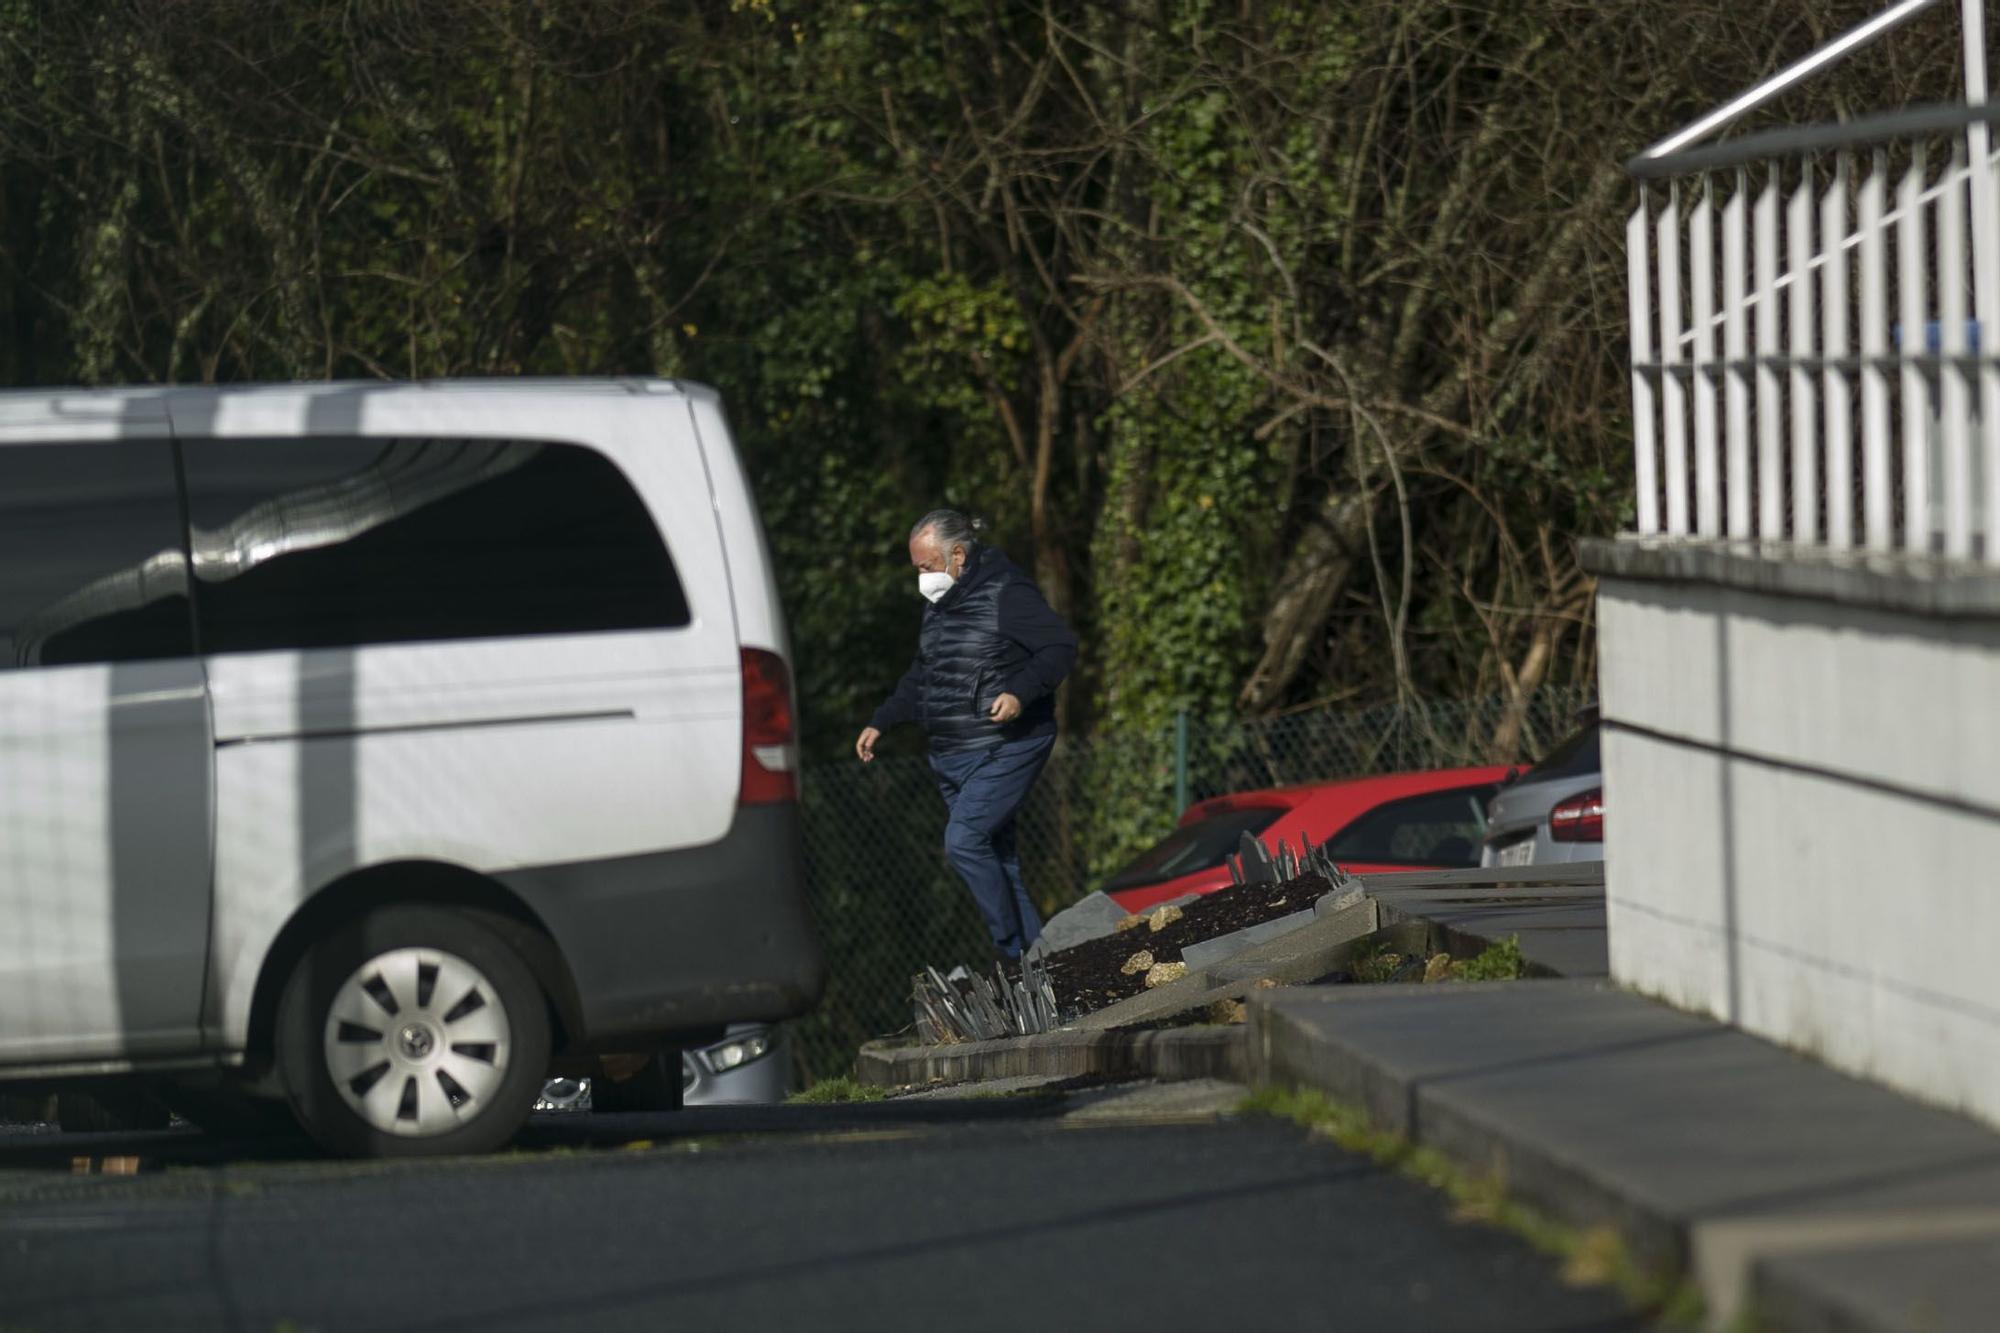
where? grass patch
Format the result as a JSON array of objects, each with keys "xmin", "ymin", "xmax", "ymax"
[
  {"xmin": 1344, "ymin": 934, "xmax": 1406, "ymax": 983},
  {"xmin": 786, "ymin": 1077, "xmax": 887, "ymax": 1105},
  {"xmin": 1454, "ymin": 934, "xmax": 1526, "ymax": 981},
  {"xmin": 1341, "ymin": 932, "xmax": 1529, "ymax": 985},
  {"xmin": 1240, "ymin": 1085, "xmax": 1705, "ymax": 1326}
]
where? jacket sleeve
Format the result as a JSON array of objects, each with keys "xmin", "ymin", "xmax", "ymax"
[
  {"xmin": 997, "ymin": 582, "xmax": 1078, "ymax": 706},
  {"xmin": 868, "ymin": 654, "xmax": 924, "ymax": 732}
]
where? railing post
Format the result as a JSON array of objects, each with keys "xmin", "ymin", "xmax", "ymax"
[
  {"xmin": 1660, "ymin": 184, "xmax": 1690, "ymax": 536},
  {"xmin": 1629, "ymin": 193, "xmax": 1660, "ymax": 536},
  {"xmin": 1789, "ymin": 164, "xmax": 1821, "ymax": 546},
  {"xmin": 1692, "ymin": 179, "xmax": 1722, "ymax": 536},
  {"xmin": 1964, "ymin": 0, "xmax": 2000, "ymax": 561},
  {"xmin": 1859, "ymin": 151, "xmax": 1893, "ymax": 551},
  {"xmin": 1822, "ymin": 153, "xmax": 1854, "ymax": 551},
  {"xmin": 1755, "ymin": 167, "xmax": 1784, "ymax": 542},
  {"xmin": 1723, "ymin": 169, "xmax": 1752, "ymax": 539},
  {"xmin": 1943, "ymin": 144, "xmax": 1975, "ymax": 559},
  {"xmin": 1898, "ymin": 147, "xmax": 1932, "ymax": 553}
]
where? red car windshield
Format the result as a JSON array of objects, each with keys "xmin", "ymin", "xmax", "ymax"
[
  {"xmin": 1322, "ymin": 784, "xmax": 1495, "ymax": 867},
  {"xmin": 1099, "ymin": 805, "xmax": 1285, "ymax": 893}
]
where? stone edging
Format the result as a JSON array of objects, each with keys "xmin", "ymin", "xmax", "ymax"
[{"xmin": 856, "ymin": 1024, "xmax": 1247, "ymax": 1089}]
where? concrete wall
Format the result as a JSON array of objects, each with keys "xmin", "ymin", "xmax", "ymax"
[{"xmin": 1594, "ymin": 556, "xmax": 2000, "ymax": 1129}]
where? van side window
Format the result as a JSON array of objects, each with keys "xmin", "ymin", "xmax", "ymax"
[
  {"xmin": 179, "ymin": 437, "xmax": 691, "ymax": 654},
  {"xmin": 0, "ymin": 442, "xmax": 195, "ymax": 670}
]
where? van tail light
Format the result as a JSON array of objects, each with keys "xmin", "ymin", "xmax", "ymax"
[
  {"xmin": 1548, "ymin": 788, "xmax": 1604, "ymax": 843},
  {"xmin": 740, "ymin": 648, "xmax": 797, "ymax": 805}
]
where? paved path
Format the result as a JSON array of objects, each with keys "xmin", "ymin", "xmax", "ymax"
[{"xmin": 0, "ymin": 1082, "xmax": 1642, "ymax": 1333}]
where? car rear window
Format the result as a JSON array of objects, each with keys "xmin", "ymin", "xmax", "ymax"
[
  {"xmin": 1525, "ymin": 724, "xmax": 1600, "ymax": 781},
  {"xmin": 1324, "ymin": 784, "xmax": 1498, "ymax": 868},
  {"xmin": 1100, "ymin": 805, "xmax": 1285, "ymax": 893}
]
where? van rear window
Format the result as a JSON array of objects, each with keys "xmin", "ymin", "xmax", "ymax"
[{"xmin": 179, "ymin": 437, "xmax": 690, "ymax": 653}]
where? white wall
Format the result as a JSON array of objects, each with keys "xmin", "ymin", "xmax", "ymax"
[{"xmin": 1599, "ymin": 576, "xmax": 2000, "ymax": 1129}]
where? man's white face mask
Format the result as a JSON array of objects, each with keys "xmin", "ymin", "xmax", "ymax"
[{"xmin": 917, "ymin": 543, "xmax": 964, "ymax": 602}]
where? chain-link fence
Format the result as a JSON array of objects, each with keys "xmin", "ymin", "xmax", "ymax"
[{"xmin": 788, "ymin": 687, "xmax": 1594, "ymax": 1081}]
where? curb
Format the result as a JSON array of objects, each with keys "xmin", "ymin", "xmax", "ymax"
[
  {"xmin": 1247, "ymin": 980, "xmax": 1687, "ymax": 1269},
  {"xmin": 1244, "ymin": 982, "xmax": 2000, "ymax": 1333},
  {"xmin": 856, "ymin": 1024, "xmax": 1247, "ymax": 1089}
]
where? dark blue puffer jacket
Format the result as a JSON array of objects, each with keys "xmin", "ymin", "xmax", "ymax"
[{"xmin": 869, "ymin": 543, "xmax": 1076, "ymax": 754}]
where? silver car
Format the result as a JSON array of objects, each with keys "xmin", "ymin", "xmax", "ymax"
[
  {"xmin": 538, "ymin": 1023, "xmax": 791, "ymax": 1113},
  {"xmin": 1480, "ymin": 720, "xmax": 1603, "ymax": 867},
  {"xmin": 680, "ymin": 1023, "xmax": 792, "ymax": 1106}
]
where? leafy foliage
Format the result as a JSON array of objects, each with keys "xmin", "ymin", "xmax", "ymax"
[{"xmin": 0, "ymin": 0, "xmax": 1955, "ymax": 747}]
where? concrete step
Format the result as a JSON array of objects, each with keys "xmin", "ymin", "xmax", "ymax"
[{"xmin": 1253, "ymin": 979, "xmax": 2000, "ymax": 1332}]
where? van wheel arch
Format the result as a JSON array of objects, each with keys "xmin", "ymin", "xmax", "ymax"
[{"xmin": 245, "ymin": 862, "xmax": 582, "ymax": 1063}]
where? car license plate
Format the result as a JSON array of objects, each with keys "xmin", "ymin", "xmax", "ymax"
[{"xmin": 1495, "ymin": 839, "xmax": 1535, "ymax": 867}]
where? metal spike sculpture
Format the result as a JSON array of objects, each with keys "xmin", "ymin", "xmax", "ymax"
[
  {"xmin": 912, "ymin": 948, "xmax": 1064, "ymax": 1044},
  {"xmin": 913, "ymin": 827, "xmax": 1362, "ymax": 1046},
  {"xmin": 1226, "ymin": 829, "xmax": 1357, "ymax": 893},
  {"xmin": 1235, "ymin": 830, "xmax": 1279, "ymax": 884}
]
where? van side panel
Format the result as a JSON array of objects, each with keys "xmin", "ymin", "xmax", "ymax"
[
  {"xmin": 181, "ymin": 389, "xmax": 746, "ymax": 1050},
  {"xmin": 0, "ymin": 411, "xmax": 215, "ymax": 1065}
]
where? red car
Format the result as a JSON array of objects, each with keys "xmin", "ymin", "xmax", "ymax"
[{"xmin": 1102, "ymin": 766, "xmax": 1512, "ymax": 913}]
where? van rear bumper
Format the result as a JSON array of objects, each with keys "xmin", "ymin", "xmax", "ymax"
[{"xmin": 497, "ymin": 804, "xmax": 827, "ymax": 1051}]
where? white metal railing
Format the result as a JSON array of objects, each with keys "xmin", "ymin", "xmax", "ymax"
[{"xmin": 1625, "ymin": 0, "xmax": 2000, "ymax": 563}]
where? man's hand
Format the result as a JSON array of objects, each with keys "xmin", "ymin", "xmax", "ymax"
[
  {"xmin": 856, "ymin": 726, "xmax": 882, "ymax": 762},
  {"xmin": 988, "ymin": 692, "xmax": 1022, "ymax": 724}
]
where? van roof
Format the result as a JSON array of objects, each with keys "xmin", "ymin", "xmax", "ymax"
[{"xmin": 0, "ymin": 377, "xmax": 718, "ymax": 426}]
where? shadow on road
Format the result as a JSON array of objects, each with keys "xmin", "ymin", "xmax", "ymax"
[
  {"xmin": 0, "ymin": 1091, "xmax": 1083, "ymax": 1175},
  {"xmin": 410, "ymin": 1159, "xmax": 1387, "ymax": 1333}
]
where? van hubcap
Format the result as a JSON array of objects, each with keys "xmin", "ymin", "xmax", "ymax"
[
  {"xmin": 323, "ymin": 947, "xmax": 511, "ymax": 1137},
  {"xmin": 398, "ymin": 1023, "xmax": 437, "ymax": 1060}
]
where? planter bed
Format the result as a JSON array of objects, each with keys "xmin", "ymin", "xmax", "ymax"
[{"xmin": 1035, "ymin": 871, "xmax": 1337, "ymax": 1015}]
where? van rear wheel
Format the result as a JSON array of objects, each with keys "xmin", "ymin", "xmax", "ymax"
[{"xmin": 276, "ymin": 906, "xmax": 551, "ymax": 1158}]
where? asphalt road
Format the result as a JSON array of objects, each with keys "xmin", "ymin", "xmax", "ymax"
[{"xmin": 0, "ymin": 1081, "xmax": 1644, "ymax": 1333}]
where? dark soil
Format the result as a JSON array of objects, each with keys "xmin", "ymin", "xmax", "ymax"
[{"xmin": 1038, "ymin": 873, "xmax": 1336, "ymax": 1015}]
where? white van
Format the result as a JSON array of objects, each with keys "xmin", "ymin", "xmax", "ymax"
[{"xmin": 0, "ymin": 379, "xmax": 824, "ymax": 1156}]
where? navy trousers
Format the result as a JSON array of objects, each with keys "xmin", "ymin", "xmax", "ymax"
[{"xmin": 928, "ymin": 733, "xmax": 1055, "ymax": 959}]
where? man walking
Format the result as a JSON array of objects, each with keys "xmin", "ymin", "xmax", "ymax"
[{"xmin": 856, "ymin": 510, "xmax": 1076, "ymax": 960}]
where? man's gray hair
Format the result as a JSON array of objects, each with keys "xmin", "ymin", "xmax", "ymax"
[{"xmin": 911, "ymin": 508, "xmax": 980, "ymax": 551}]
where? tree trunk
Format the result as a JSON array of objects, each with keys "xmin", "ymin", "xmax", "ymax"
[{"xmin": 1238, "ymin": 491, "xmax": 1375, "ymax": 712}]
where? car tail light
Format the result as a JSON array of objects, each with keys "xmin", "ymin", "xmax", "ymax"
[
  {"xmin": 740, "ymin": 648, "xmax": 797, "ymax": 805},
  {"xmin": 1548, "ymin": 787, "xmax": 1604, "ymax": 843}
]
